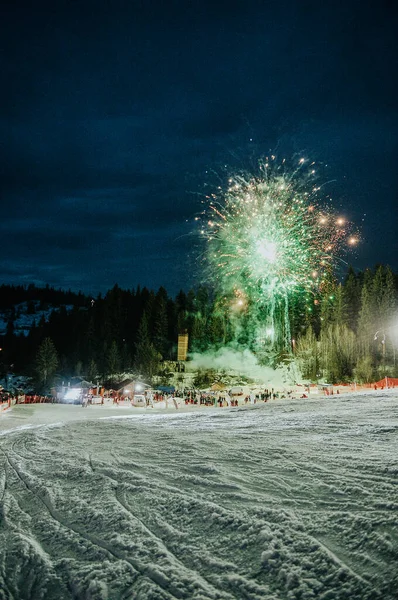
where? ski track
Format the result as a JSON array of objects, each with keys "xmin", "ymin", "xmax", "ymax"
[{"xmin": 0, "ymin": 393, "xmax": 397, "ymax": 599}]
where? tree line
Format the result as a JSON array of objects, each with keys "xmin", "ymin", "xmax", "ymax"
[
  {"xmin": 0, "ymin": 265, "xmax": 397, "ymax": 391},
  {"xmin": 0, "ymin": 284, "xmax": 231, "ymax": 390},
  {"xmin": 296, "ymin": 265, "xmax": 397, "ymax": 383}
]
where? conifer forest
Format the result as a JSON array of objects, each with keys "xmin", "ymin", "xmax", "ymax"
[{"xmin": 0, "ymin": 264, "xmax": 397, "ymax": 391}]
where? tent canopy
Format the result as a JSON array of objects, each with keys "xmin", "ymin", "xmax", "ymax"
[
  {"xmin": 156, "ymin": 385, "xmax": 175, "ymax": 393},
  {"xmin": 211, "ymin": 382, "xmax": 226, "ymax": 391},
  {"xmin": 230, "ymin": 386, "xmax": 244, "ymax": 396}
]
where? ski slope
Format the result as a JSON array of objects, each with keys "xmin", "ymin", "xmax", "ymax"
[{"xmin": 0, "ymin": 392, "xmax": 397, "ymax": 599}]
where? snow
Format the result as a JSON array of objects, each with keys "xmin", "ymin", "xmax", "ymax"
[
  {"xmin": 0, "ymin": 302, "xmax": 74, "ymax": 336},
  {"xmin": 0, "ymin": 392, "xmax": 397, "ymax": 599}
]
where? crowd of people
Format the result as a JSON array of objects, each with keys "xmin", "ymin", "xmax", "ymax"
[
  {"xmin": 1, "ymin": 386, "xmax": 309, "ymax": 409},
  {"xmin": 4, "ymin": 382, "xmax": 373, "ymax": 411},
  {"xmin": 143, "ymin": 388, "xmax": 302, "ymax": 407}
]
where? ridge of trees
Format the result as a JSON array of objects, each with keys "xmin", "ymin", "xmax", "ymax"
[
  {"xmin": 0, "ymin": 283, "xmax": 87, "ymax": 310},
  {"xmin": 296, "ymin": 265, "xmax": 397, "ymax": 383},
  {"xmin": 0, "ymin": 265, "xmax": 397, "ymax": 391}
]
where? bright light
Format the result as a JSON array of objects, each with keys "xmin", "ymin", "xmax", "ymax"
[
  {"xmin": 257, "ymin": 241, "xmax": 277, "ymax": 263},
  {"xmin": 135, "ymin": 384, "xmax": 143, "ymax": 391},
  {"xmin": 64, "ymin": 388, "xmax": 82, "ymax": 401},
  {"xmin": 348, "ymin": 237, "xmax": 357, "ymax": 245},
  {"xmin": 266, "ymin": 328, "xmax": 274, "ymax": 337},
  {"xmin": 336, "ymin": 218, "xmax": 345, "ymax": 226}
]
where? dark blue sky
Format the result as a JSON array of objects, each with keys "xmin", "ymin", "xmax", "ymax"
[{"xmin": 1, "ymin": 0, "xmax": 397, "ymax": 296}]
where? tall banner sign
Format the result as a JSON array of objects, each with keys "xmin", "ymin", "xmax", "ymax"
[{"xmin": 177, "ymin": 332, "xmax": 189, "ymax": 361}]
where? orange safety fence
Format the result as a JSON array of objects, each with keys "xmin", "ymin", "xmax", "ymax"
[{"xmin": 0, "ymin": 400, "xmax": 11, "ymax": 413}]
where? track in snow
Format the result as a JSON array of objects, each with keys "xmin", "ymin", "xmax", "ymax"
[{"xmin": 0, "ymin": 393, "xmax": 397, "ymax": 599}]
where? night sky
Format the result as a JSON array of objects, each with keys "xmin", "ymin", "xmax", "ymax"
[{"xmin": 1, "ymin": 0, "xmax": 397, "ymax": 296}]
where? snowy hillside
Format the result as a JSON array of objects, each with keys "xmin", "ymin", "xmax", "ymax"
[
  {"xmin": 0, "ymin": 393, "xmax": 397, "ymax": 599},
  {"xmin": 0, "ymin": 301, "xmax": 74, "ymax": 336}
]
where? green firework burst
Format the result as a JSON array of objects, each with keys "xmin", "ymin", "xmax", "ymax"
[{"xmin": 201, "ymin": 157, "xmax": 357, "ymax": 351}]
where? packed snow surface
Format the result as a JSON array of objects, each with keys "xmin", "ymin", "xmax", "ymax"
[{"xmin": 0, "ymin": 393, "xmax": 397, "ymax": 599}]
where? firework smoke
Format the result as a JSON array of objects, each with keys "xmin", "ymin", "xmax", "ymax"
[{"xmin": 190, "ymin": 347, "xmax": 296, "ymax": 385}]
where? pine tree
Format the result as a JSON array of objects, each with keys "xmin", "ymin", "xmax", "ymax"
[
  {"xmin": 381, "ymin": 267, "xmax": 398, "ymax": 368},
  {"xmin": 35, "ymin": 337, "xmax": 58, "ymax": 389},
  {"xmin": 319, "ymin": 324, "xmax": 356, "ymax": 383},
  {"xmin": 354, "ymin": 355, "xmax": 374, "ymax": 383},
  {"xmin": 191, "ymin": 314, "xmax": 206, "ymax": 351},
  {"xmin": 86, "ymin": 316, "xmax": 96, "ymax": 362},
  {"xmin": 136, "ymin": 311, "xmax": 150, "ymax": 345},
  {"xmin": 206, "ymin": 313, "xmax": 226, "ymax": 347},
  {"xmin": 334, "ymin": 284, "xmax": 348, "ymax": 327},
  {"xmin": 87, "ymin": 359, "xmax": 98, "ymax": 384},
  {"xmin": 372, "ymin": 265, "xmax": 385, "ymax": 333},
  {"xmin": 296, "ymin": 326, "xmax": 318, "ymax": 381},
  {"xmin": 175, "ymin": 290, "xmax": 188, "ymax": 335},
  {"xmin": 134, "ymin": 313, "xmax": 161, "ymax": 379},
  {"xmin": 186, "ymin": 289, "xmax": 196, "ymax": 313},
  {"xmin": 177, "ymin": 311, "xmax": 187, "ymax": 333},
  {"xmin": 320, "ymin": 289, "xmax": 335, "ymax": 329},
  {"xmin": 107, "ymin": 341, "xmax": 120, "ymax": 380},
  {"xmin": 120, "ymin": 342, "xmax": 132, "ymax": 372},
  {"xmin": 357, "ymin": 270, "xmax": 374, "ymax": 358},
  {"xmin": 381, "ymin": 267, "xmax": 397, "ymax": 318},
  {"xmin": 153, "ymin": 291, "xmax": 168, "ymax": 358},
  {"xmin": 175, "ymin": 290, "xmax": 187, "ymax": 312},
  {"xmin": 371, "ymin": 266, "xmax": 396, "ymax": 369},
  {"xmin": 289, "ymin": 293, "xmax": 309, "ymax": 341},
  {"xmin": 143, "ymin": 289, "xmax": 156, "ymax": 335},
  {"xmin": 343, "ymin": 266, "xmax": 361, "ymax": 331},
  {"xmin": 196, "ymin": 286, "xmax": 210, "ymax": 317}
]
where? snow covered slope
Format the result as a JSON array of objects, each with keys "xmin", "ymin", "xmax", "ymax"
[
  {"xmin": 0, "ymin": 393, "xmax": 397, "ymax": 599},
  {"xmin": 0, "ymin": 301, "xmax": 74, "ymax": 336}
]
